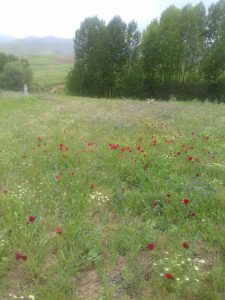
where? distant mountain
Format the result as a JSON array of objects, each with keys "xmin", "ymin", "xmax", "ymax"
[
  {"xmin": 0, "ymin": 34, "xmax": 15, "ymax": 42},
  {"xmin": 0, "ymin": 36, "xmax": 73, "ymax": 57}
]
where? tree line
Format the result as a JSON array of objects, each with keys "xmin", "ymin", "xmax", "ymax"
[
  {"xmin": 0, "ymin": 53, "xmax": 32, "ymax": 91},
  {"xmin": 67, "ymin": 0, "xmax": 225, "ymax": 101}
]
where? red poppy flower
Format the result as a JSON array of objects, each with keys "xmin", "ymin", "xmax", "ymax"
[
  {"xmin": 188, "ymin": 156, "xmax": 193, "ymax": 161},
  {"xmin": 182, "ymin": 198, "xmax": 190, "ymax": 204},
  {"xmin": 164, "ymin": 273, "xmax": 173, "ymax": 280},
  {"xmin": 55, "ymin": 175, "xmax": 61, "ymax": 180},
  {"xmin": 189, "ymin": 211, "xmax": 197, "ymax": 217},
  {"xmin": 15, "ymin": 251, "xmax": 27, "ymax": 261},
  {"xmin": 182, "ymin": 242, "xmax": 189, "ymax": 249},
  {"xmin": 28, "ymin": 215, "xmax": 36, "ymax": 222},
  {"xmin": 37, "ymin": 135, "xmax": 44, "ymax": 141},
  {"xmin": 109, "ymin": 144, "xmax": 119, "ymax": 150},
  {"xmin": 56, "ymin": 227, "xmax": 62, "ymax": 235},
  {"xmin": 90, "ymin": 183, "xmax": 95, "ymax": 189},
  {"xmin": 146, "ymin": 243, "xmax": 156, "ymax": 250}
]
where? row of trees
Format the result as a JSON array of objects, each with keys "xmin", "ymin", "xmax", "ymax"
[
  {"xmin": 67, "ymin": 0, "xmax": 225, "ymax": 100},
  {"xmin": 0, "ymin": 53, "xmax": 32, "ymax": 91}
]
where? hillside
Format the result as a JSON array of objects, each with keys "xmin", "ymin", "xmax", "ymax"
[{"xmin": 0, "ymin": 35, "xmax": 73, "ymax": 57}]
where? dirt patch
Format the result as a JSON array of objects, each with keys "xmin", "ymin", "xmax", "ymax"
[
  {"xmin": 73, "ymin": 269, "xmax": 102, "ymax": 300},
  {"xmin": 1, "ymin": 263, "xmax": 32, "ymax": 299}
]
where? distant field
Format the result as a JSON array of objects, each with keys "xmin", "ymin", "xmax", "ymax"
[
  {"xmin": 0, "ymin": 94, "xmax": 224, "ymax": 300},
  {"xmin": 27, "ymin": 55, "xmax": 74, "ymax": 91}
]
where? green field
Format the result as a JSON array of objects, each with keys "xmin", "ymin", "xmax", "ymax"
[
  {"xmin": 27, "ymin": 55, "xmax": 73, "ymax": 91},
  {"xmin": 0, "ymin": 94, "xmax": 224, "ymax": 300}
]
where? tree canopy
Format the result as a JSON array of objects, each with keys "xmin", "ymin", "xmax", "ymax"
[
  {"xmin": 0, "ymin": 53, "xmax": 32, "ymax": 90},
  {"xmin": 67, "ymin": 1, "xmax": 225, "ymax": 101}
]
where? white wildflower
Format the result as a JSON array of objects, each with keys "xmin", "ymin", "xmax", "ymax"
[
  {"xmin": 164, "ymin": 268, "xmax": 170, "ymax": 272},
  {"xmin": 199, "ymin": 259, "xmax": 206, "ymax": 264}
]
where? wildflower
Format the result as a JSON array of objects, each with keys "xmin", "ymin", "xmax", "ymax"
[
  {"xmin": 37, "ymin": 135, "xmax": 43, "ymax": 141},
  {"xmin": 90, "ymin": 184, "xmax": 95, "ymax": 190},
  {"xmin": 195, "ymin": 172, "xmax": 200, "ymax": 177},
  {"xmin": 194, "ymin": 266, "xmax": 199, "ymax": 271},
  {"xmin": 195, "ymin": 279, "xmax": 200, "ymax": 282},
  {"xmin": 146, "ymin": 243, "xmax": 156, "ymax": 250},
  {"xmin": 189, "ymin": 211, "xmax": 197, "ymax": 217},
  {"xmin": 187, "ymin": 258, "xmax": 192, "ymax": 262},
  {"xmin": 176, "ymin": 278, "xmax": 180, "ymax": 281},
  {"xmin": 185, "ymin": 276, "xmax": 190, "ymax": 281},
  {"xmin": 199, "ymin": 259, "xmax": 205, "ymax": 264},
  {"xmin": 15, "ymin": 251, "xmax": 27, "ymax": 261},
  {"xmin": 188, "ymin": 156, "xmax": 193, "ymax": 161},
  {"xmin": 164, "ymin": 273, "xmax": 173, "ymax": 280},
  {"xmin": 182, "ymin": 198, "xmax": 190, "ymax": 204},
  {"xmin": 28, "ymin": 296, "xmax": 35, "ymax": 300},
  {"xmin": 55, "ymin": 175, "xmax": 61, "ymax": 180},
  {"xmin": 56, "ymin": 227, "xmax": 62, "ymax": 235},
  {"xmin": 182, "ymin": 242, "xmax": 189, "ymax": 249},
  {"xmin": 28, "ymin": 215, "xmax": 36, "ymax": 223},
  {"xmin": 109, "ymin": 144, "xmax": 119, "ymax": 150}
]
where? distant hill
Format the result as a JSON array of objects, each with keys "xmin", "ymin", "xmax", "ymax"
[{"xmin": 0, "ymin": 35, "xmax": 73, "ymax": 57}]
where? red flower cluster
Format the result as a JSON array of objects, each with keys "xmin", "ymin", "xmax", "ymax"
[
  {"xmin": 136, "ymin": 146, "xmax": 144, "ymax": 153},
  {"xmin": 58, "ymin": 144, "xmax": 69, "ymax": 151},
  {"xmin": 90, "ymin": 183, "xmax": 95, "ymax": 190}
]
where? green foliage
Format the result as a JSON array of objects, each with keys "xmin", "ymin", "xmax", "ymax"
[
  {"xmin": 0, "ymin": 53, "xmax": 32, "ymax": 90},
  {"xmin": 67, "ymin": 1, "xmax": 225, "ymax": 101},
  {"xmin": 67, "ymin": 16, "xmax": 141, "ymax": 97}
]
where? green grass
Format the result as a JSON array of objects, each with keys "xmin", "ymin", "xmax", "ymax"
[
  {"xmin": 0, "ymin": 95, "xmax": 224, "ymax": 300},
  {"xmin": 27, "ymin": 55, "xmax": 73, "ymax": 91}
]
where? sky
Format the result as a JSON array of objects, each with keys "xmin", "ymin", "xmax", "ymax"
[{"xmin": 0, "ymin": 0, "xmax": 215, "ymax": 38}]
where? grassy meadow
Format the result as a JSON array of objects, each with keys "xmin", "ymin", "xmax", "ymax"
[
  {"xmin": 27, "ymin": 55, "xmax": 73, "ymax": 91},
  {"xmin": 0, "ymin": 94, "xmax": 224, "ymax": 299}
]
